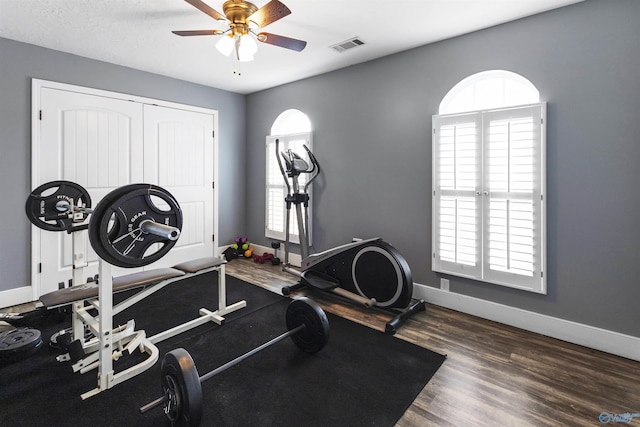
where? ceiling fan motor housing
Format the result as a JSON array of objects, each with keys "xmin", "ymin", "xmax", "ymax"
[{"xmin": 223, "ymin": 0, "xmax": 258, "ymax": 35}]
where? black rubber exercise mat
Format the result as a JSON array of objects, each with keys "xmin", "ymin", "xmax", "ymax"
[{"xmin": 0, "ymin": 274, "xmax": 445, "ymax": 427}]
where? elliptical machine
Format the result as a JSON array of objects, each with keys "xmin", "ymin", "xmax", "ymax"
[{"xmin": 275, "ymin": 139, "xmax": 425, "ymax": 334}]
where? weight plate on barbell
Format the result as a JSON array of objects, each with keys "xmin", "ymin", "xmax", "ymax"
[
  {"xmin": 25, "ymin": 181, "xmax": 92, "ymax": 232},
  {"xmin": 285, "ymin": 297, "xmax": 330, "ymax": 354},
  {"xmin": 161, "ymin": 348, "xmax": 203, "ymax": 427},
  {"xmin": 88, "ymin": 184, "xmax": 182, "ymax": 268}
]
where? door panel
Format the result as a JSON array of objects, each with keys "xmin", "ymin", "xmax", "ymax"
[
  {"xmin": 38, "ymin": 88, "xmax": 144, "ymax": 296},
  {"xmin": 142, "ymin": 104, "xmax": 214, "ymax": 266}
]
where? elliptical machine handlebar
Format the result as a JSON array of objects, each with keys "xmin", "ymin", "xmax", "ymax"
[
  {"xmin": 275, "ymin": 139, "xmax": 292, "ymax": 196},
  {"xmin": 302, "ymin": 145, "xmax": 320, "ymax": 193},
  {"xmin": 275, "ymin": 139, "xmax": 320, "ymax": 186}
]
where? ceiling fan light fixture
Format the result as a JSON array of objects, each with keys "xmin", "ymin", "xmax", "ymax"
[
  {"xmin": 237, "ymin": 34, "xmax": 258, "ymax": 62},
  {"xmin": 216, "ymin": 34, "xmax": 235, "ymax": 56},
  {"xmin": 174, "ymin": 0, "xmax": 307, "ymax": 61}
]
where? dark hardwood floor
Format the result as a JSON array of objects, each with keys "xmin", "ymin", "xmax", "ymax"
[{"xmin": 226, "ymin": 258, "xmax": 640, "ymax": 427}]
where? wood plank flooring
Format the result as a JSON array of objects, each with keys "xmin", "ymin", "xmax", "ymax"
[{"xmin": 226, "ymin": 259, "xmax": 640, "ymax": 427}]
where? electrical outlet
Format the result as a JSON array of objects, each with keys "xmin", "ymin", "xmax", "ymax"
[{"xmin": 440, "ymin": 278, "xmax": 450, "ymax": 291}]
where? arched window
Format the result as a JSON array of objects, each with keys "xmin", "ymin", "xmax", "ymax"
[
  {"xmin": 271, "ymin": 109, "xmax": 311, "ymax": 134},
  {"xmin": 439, "ymin": 70, "xmax": 540, "ymax": 114},
  {"xmin": 432, "ymin": 70, "xmax": 546, "ymax": 293},
  {"xmin": 266, "ymin": 109, "xmax": 313, "ymax": 247}
]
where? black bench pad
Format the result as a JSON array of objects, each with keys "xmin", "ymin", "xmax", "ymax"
[
  {"xmin": 39, "ymin": 268, "xmax": 185, "ymax": 308},
  {"xmin": 173, "ymin": 257, "xmax": 226, "ymax": 274}
]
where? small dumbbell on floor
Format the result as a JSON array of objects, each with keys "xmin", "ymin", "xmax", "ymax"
[{"xmin": 253, "ymin": 252, "xmax": 274, "ymax": 264}]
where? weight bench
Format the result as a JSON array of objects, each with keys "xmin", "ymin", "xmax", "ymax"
[{"xmin": 39, "ymin": 256, "xmax": 246, "ymax": 399}]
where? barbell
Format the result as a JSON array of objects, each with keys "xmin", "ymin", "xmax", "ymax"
[
  {"xmin": 139, "ymin": 297, "xmax": 330, "ymax": 427},
  {"xmin": 25, "ymin": 181, "xmax": 182, "ymax": 268}
]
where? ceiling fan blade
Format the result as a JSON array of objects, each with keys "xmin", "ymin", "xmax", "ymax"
[
  {"xmin": 248, "ymin": 0, "xmax": 291, "ymax": 28},
  {"xmin": 257, "ymin": 32, "xmax": 306, "ymax": 52},
  {"xmin": 172, "ymin": 30, "xmax": 225, "ymax": 36},
  {"xmin": 183, "ymin": 0, "xmax": 226, "ymax": 22}
]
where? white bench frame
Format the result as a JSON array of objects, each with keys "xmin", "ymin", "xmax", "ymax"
[{"xmin": 51, "ymin": 228, "xmax": 246, "ymax": 399}]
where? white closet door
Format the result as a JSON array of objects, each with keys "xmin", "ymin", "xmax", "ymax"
[
  {"xmin": 31, "ymin": 82, "xmax": 217, "ymax": 303},
  {"xmin": 142, "ymin": 104, "xmax": 215, "ymax": 266},
  {"xmin": 37, "ymin": 88, "xmax": 144, "ymax": 296}
]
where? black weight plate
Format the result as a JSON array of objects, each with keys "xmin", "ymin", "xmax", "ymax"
[
  {"xmin": 0, "ymin": 327, "xmax": 43, "ymax": 363},
  {"xmin": 25, "ymin": 181, "xmax": 92, "ymax": 232},
  {"xmin": 88, "ymin": 183, "xmax": 148, "ymax": 264},
  {"xmin": 89, "ymin": 184, "xmax": 182, "ymax": 268},
  {"xmin": 161, "ymin": 348, "xmax": 202, "ymax": 427},
  {"xmin": 285, "ymin": 297, "xmax": 330, "ymax": 354}
]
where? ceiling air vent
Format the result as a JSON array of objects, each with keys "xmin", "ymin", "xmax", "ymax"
[{"xmin": 330, "ymin": 37, "xmax": 365, "ymax": 53}]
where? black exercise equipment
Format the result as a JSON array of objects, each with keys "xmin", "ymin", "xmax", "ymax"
[
  {"xmin": 0, "ymin": 327, "xmax": 43, "ymax": 363},
  {"xmin": 88, "ymin": 184, "xmax": 182, "ymax": 268},
  {"xmin": 25, "ymin": 180, "xmax": 92, "ymax": 232},
  {"xmin": 270, "ymin": 241, "xmax": 281, "ymax": 265},
  {"xmin": 25, "ymin": 181, "xmax": 183, "ymax": 268},
  {"xmin": 139, "ymin": 297, "xmax": 330, "ymax": 427},
  {"xmin": 0, "ymin": 306, "xmax": 69, "ymax": 328},
  {"xmin": 275, "ymin": 139, "xmax": 425, "ymax": 334}
]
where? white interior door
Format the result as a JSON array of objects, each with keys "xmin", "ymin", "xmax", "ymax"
[
  {"xmin": 142, "ymin": 104, "xmax": 215, "ymax": 267},
  {"xmin": 31, "ymin": 81, "xmax": 217, "ymax": 302},
  {"xmin": 37, "ymin": 87, "xmax": 144, "ymax": 296}
]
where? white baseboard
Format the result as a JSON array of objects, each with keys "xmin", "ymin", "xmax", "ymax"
[
  {"xmin": 0, "ymin": 286, "xmax": 34, "ymax": 309},
  {"xmin": 413, "ymin": 283, "xmax": 640, "ymax": 362}
]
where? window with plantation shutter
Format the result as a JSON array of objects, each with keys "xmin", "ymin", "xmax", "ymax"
[{"xmin": 432, "ymin": 71, "xmax": 546, "ymax": 293}]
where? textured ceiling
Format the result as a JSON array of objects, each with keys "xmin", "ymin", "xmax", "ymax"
[{"xmin": 0, "ymin": 0, "xmax": 583, "ymax": 94}]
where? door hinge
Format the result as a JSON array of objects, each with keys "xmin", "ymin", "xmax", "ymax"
[
  {"xmin": 212, "ymin": 234, "xmax": 215, "ymax": 242},
  {"xmin": 39, "ymin": 110, "xmax": 42, "ymax": 120},
  {"xmin": 212, "ymin": 130, "xmax": 215, "ymax": 138},
  {"xmin": 212, "ymin": 181, "xmax": 215, "ymax": 189},
  {"xmin": 38, "ymin": 262, "xmax": 42, "ymax": 273}
]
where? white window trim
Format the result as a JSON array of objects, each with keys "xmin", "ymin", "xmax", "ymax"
[{"xmin": 432, "ymin": 103, "xmax": 546, "ymax": 294}]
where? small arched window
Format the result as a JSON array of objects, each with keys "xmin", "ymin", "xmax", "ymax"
[
  {"xmin": 439, "ymin": 70, "xmax": 540, "ymax": 114},
  {"xmin": 271, "ymin": 109, "xmax": 311, "ymax": 134},
  {"xmin": 266, "ymin": 109, "xmax": 313, "ymax": 246},
  {"xmin": 432, "ymin": 70, "xmax": 546, "ymax": 294}
]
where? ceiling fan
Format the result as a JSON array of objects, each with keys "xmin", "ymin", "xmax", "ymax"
[{"xmin": 173, "ymin": 0, "xmax": 307, "ymax": 62}]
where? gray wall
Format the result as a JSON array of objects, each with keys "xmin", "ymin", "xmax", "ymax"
[
  {"xmin": 0, "ymin": 37, "xmax": 246, "ymax": 293},
  {"xmin": 246, "ymin": 0, "xmax": 640, "ymax": 337}
]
